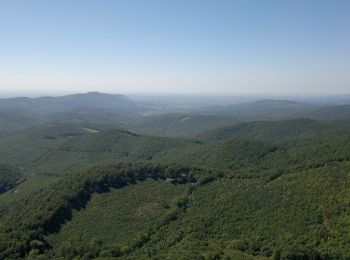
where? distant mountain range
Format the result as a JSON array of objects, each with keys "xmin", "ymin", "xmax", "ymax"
[
  {"xmin": 0, "ymin": 92, "xmax": 143, "ymax": 136},
  {"xmin": 0, "ymin": 92, "xmax": 142, "ymax": 116},
  {"xmin": 202, "ymin": 99, "xmax": 316, "ymax": 118},
  {"xmin": 1, "ymin": 92, "xmax": 350, "ymax": 137},
  {"xmin": 200, "ymin": 99, "xmax": 350, "ymax": 122}
]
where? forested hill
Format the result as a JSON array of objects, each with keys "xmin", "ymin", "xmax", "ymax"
[
  {"xmin": 0, "ymin": 92, "xmax": 142, "ymax": 115},
  {"xmin": 197, "ymin": 118, "xmax": 345, "ymax": 142},
  {"xmin": 2, "ymin": 93, "xmax": 350, "ymax": 138},
  {"xmin": 0, "ymin": 118, "xmax": 350, "ymax": 258},
  {"xmin": 0, "ymin": 164, "xmax": 23, "ymax": 194},
  {"xmin": 201, "ymin": 99, "xmax": 350, "ymax": 122},
  {"xmin": 0, "ymin": 92, "xmax": 144, "ymax": 137},
  {"xmin": 1, "ymin": 120, "xmax": 349, "ymax": 177}
]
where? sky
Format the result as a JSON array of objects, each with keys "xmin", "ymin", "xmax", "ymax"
[{"xmin": 0, "ymin": 0, "xmax": 349, "ymax": 96}]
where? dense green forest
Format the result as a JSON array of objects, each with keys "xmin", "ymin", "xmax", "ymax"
[
  {"xmin": 0, "ymin": 165, "xmax": 23, "ymax": 194},
  {"xmin": 1, "ymin": 93, "xmax": 350, "ymax": 259}
]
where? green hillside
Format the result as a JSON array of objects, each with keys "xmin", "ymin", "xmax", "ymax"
[
  {"xmin": 128, "ymin": 162, "xmax": 350, "ymax": 259},
  {"xmin": 2, "ymin": 158, "xmax": 350, "ymax": 258},
  {"xmin": 204, "ymin": 100, "xmax": 317, "ymax": 120},
  {"xmin": 1, "ymin": 94, "xmax": 350, "ymax": 138},
  {"xmin": 0, "ymin": 124, "xmax": 198, "ymax": 176},
  {"xmin": 0, "ymin": 164, "xmax": 23, "ymax": 194},
  {"xmin": 198, "ymin": 119, "xmax": 338, "ymax": 142},
  {"xmin": 0, "ymin": 118, "xmax": 350, "ymax": 259},
  {"xmin": 0, "ymin": 93, "xmax": 145, "ymax": 138},
  {"xmin": 47, "ymin": 179, "xmax": 189, "ymax": 257}
]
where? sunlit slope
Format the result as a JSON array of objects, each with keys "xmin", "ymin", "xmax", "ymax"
[
  {"xmin": 47, "ymin": 179, "xmax": 189, "ymax": 257},
  {"xmin": 2, "ymin": 161, "xmax": 350, "ymax": 259},
  {"xmin": 127, "ymin": 161, "xmax": 350, "ymax": 259}
]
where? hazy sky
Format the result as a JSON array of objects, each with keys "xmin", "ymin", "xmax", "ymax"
[{"xmin": 0, "ymin": 0, "xmax": 349, "ymax": 95}]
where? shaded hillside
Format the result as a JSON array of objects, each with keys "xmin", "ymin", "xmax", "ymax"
[
  {"xmin": 198, "ymin": 119, "xmax": 340, "ymax": 142},
  {"xmin": 204, "ymin": 100, "xmax": 317, "ymax": 120},
  {"xmin": 202, "ymin": 100, "xmax": 350, "ymax": 124},
  {"xmin": 0, "ymin": 165, "xmax": 23, "ymax": 194},
  {"xmin": 311, "ymin": 104, "xmax": 350, "ymax": 121}
]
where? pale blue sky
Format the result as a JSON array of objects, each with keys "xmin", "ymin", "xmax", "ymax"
[{"xmin": 0, "ymin": 0, "xmax": 349, "ymax": 95}]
